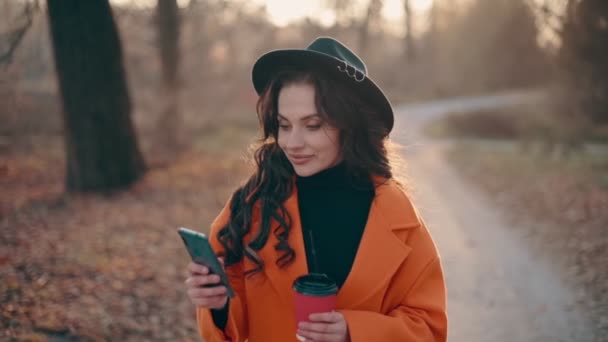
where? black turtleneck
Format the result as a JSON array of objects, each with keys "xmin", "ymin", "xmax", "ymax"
[
  {"xmin": 296, "ymin": 162, "xmax": 375, "ymax": 288},
  {"xmin": 212, "ymin": 163, "xmax": 374, "ymax": 330}
]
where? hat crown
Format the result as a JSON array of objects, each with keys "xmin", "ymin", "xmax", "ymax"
[
  {"xmin": 251, "ymin": 36, "xmax": 393, "ymax": 134},
  {"xmin": 306, "ymin": 37, "xmax": 367, "ymax": 76}
]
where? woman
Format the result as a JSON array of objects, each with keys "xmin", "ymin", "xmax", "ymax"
[{"xmin": 185, "ymin": 37, "xmax": 447, "ymax": 342}]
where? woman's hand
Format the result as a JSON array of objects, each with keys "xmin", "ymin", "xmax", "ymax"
[
  {"xmin": 184, "ymin": 259, "xmax": 228, "ymax": 309},
  {"xmin": 297, "ymin": 311, "xmax": 350, "ymax": 342}
]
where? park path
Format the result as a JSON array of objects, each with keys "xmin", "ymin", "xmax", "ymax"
[{"xmin": 392, "ymin": 92, "xmax": 596, "ymax": 341}]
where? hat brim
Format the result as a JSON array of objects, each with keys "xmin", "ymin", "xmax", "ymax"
[{"xmin": 251, "ymin": 49, "xmax": 394, "ymax": 133}]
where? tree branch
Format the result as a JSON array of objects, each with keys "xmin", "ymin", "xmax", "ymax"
[
  {"xmin": 530, "ymin": 0, "xmax": 567, "ymax": 23},
  {"xmin": 528, "ymin": 0, "xmax": 567, "ymax": 35},
  {"xmin": 0, "ymin": 0, "xmax": 40, "ymax": 66}
]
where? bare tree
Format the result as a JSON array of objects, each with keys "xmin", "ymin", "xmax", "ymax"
[
  {"xmin": 156, "ymin": 0, "xmax": 182, "ymax": 150},
  {"xmin": 403, "ymin": 0, "xmax": 415, "ymax": 62},
  {"xmin": 532, "ymin": 0, "xmax": 568, "ymax": 35},
  {"xmin": 424, "ymin": 0, "xmax": 452, "ymax": 65},
  {"xmin": 185, "ymin": 0, "xmax": 209, "ymax": 77},
  {"xmin": 326, "ymin": 0, "xmax": 355, "ymax": 27},
  {"xmin": 0, "ymin": 0, "xmax": 39, "ymax": 67},
  {"xmin": 559, "ymin": 0, "xmax": 608, "ymax": 124},
  {"xmin": 358, "ymin": 0, "xmax": 383, "ymax": 55},
  {"xmin": 47, "ymin": 0, "xmax": 146, "ymax": 192},
  {"xmin": 442, "ymin": 0, "xmax": 548, "ymax": 90}
]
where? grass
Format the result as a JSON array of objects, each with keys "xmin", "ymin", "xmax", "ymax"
[
  {"xmin": 423, "ymin": 105, "xmax": 608, "ymax": 145},
  {"xmin": 447, "ymin": 140, "xmax": 608, "ymax": 188}
]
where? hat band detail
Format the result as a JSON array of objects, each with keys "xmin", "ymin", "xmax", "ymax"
[{"xmin": 337, "ymin": 60, "xmax": 366, "ymax": 82}]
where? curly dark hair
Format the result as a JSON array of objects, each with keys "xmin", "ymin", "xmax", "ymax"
[{"xmin": 217, "ymin": 67, "xmax": 395, "ymax": 276}]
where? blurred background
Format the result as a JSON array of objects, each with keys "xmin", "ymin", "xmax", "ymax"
[{"xmin": 0, "ymin": 0, "xmax": 606, "ymax": 341}]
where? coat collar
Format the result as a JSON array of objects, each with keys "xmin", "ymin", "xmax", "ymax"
[{"xmin": 256, "ymin": 176, "xmax": 421, "ymax": 308}]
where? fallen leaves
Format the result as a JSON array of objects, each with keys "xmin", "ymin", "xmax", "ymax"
[{"xmin": 1, "ymin": 146, "xmax": 249, "ymax": 340}]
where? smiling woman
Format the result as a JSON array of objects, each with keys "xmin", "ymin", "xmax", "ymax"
[{"xmin": 185, "ymin": 36, "xmax": 448, "ymax": 342}]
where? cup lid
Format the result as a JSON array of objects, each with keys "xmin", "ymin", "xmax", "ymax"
[{"xmin": 293, "ymin": 273, "xmax": 338, "ymax": 296}]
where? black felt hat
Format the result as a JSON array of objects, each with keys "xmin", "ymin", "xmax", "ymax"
[{"xmin": 251, "ymin": 37, "xmax": 394, "ymax": 134}]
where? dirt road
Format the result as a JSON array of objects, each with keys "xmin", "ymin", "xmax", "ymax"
[{"xmin": 393, "ymin": 93, "xmax": 597, "ymax": 342}]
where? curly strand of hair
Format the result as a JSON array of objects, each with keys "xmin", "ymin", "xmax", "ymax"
[
  {"xmin": 273, "ymin": 206, "xmax": 294, "ymax": 268},
  {"xmin": 218, "ymin": 141, "xmax": 296, "ymax": 277}
]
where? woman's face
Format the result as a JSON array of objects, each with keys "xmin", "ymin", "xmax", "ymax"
[{"xmin": 277, "ymin": 82, "xmax": 342, "ymax": 177}]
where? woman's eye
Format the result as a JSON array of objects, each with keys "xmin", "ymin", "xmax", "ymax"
[
  {"xmin": 307, "ymin": 124, "xmax": 322, "ymax": 130},
  {"xmin": 279, "ymin": 124, "xmax": 290, "ymax": 130}
]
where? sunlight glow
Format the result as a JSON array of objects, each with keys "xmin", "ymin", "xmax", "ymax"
[
  {"xmin": 257, "ymin": 0, "xmax": 324, "ymax": 27},
  {"xmin": 255, "ymin": 0, "xmax": 434, "ymax": 27},
  {"xmin": 384, "ymin": 0, "xmax": 434, "ymax": 20},
  {"xmin": 110, "ymin": 0, "xmax": 435, "ymax": 30}
]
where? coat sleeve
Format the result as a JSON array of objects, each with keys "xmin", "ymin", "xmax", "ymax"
[
  {"xmin": 196, "ymin": 198, "xmax": 249, "ymax": 342},
  {"xmin": 340, "ymin": 257, "xmax": 447, "ymax": 341}
]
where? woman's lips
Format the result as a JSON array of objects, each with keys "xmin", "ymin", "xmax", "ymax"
[{"xmin": 289, "ymin": 155, "xmax": 314, "ymax": 165}]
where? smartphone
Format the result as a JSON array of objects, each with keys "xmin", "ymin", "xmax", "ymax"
[{"xmin": 178, "ymin": 227, "xmax": 235, "ymax": 298}]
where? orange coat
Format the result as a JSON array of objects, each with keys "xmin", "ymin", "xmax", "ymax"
[{"xmin": 197, "ymin": 178, "xmax": 447, "ymax": 341}]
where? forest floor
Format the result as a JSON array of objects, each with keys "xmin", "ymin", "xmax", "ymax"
[{"xmin": 1, "ymin": 132, "xmax": 251, "ymax": 341}]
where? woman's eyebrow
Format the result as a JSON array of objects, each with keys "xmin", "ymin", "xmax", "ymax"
[{"xmin": 277, "ymin": 113, "xmax": 320, "ymax": 121}]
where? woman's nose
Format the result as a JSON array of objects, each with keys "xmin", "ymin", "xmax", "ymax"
[{"xmin": 285, "ymin": 128, "xmax": 305, "ymax": 149}]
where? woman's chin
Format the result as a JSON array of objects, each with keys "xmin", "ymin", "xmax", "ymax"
[{"xmin": 292, "ymin": 164, "xmax": 322, "ymax": 177}]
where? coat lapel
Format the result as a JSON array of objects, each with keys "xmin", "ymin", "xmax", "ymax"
[
  {"xmin": 256, "ymin": 178, "xmax": 420, "ymax": 309},
  {"xmin": 336, "ymin": 179, "xmax": 419, "ymax": 308}
]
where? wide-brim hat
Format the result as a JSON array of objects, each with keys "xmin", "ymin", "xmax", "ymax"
[{"xmin": 251, "ymin": 37, "xmax": 394, "ymax": 134}]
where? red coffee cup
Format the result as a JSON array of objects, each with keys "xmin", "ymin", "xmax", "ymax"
[{"xmin": 293, "ymin": 273, "xmax": 338, "ymax": 341}]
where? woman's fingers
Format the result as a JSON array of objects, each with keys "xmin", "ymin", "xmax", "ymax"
[
  {"xmin": 187, "ymin": 258, "xmax": 225, "ymax": 276},
  {"xmin": 188, "ymin": 285, "xmax": 227, "ymax": 298},
  {"xmin": 298, "ymin": 312, "xmax": 349, "ymax": 342},
  {"xmin": 186, "ymin": 284, "xmax": 228, "ymax": 308},
  {"xmin": 298, "ymin": 321, "xmax": 342, "ymax": 334},
  {"xmin": 309, "ymin": 312, "xmax": 342, "ymax": 323},
  {"xmin": 187, "ymin": 261, "xmax": 209, "ymax": 275},
  {"xmin": 184, "ymin": 260, "xmax": 229, "ymax": 309},
  {"xmin": 185, "ymin": 274, "xmax": 221, "ymax": 287}
]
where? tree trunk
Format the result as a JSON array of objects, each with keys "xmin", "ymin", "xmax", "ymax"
[
  {"xmin": 403, "ymin": 0, "xmax": 415, "ymax": 62},
  {"xmin": 358, "ymin": 0, "xmax": 383, "ymax": 56},
  {"xmin": 47, "ymin": 0, "xmax": 145, "ymax": 192},
  {"xmin": 157, "ymin": 0, "xmax": 181, "ymax": 151},
  {"xmin": 188, "ymin": 0, "xmax": 208, "ymax": 79}
]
